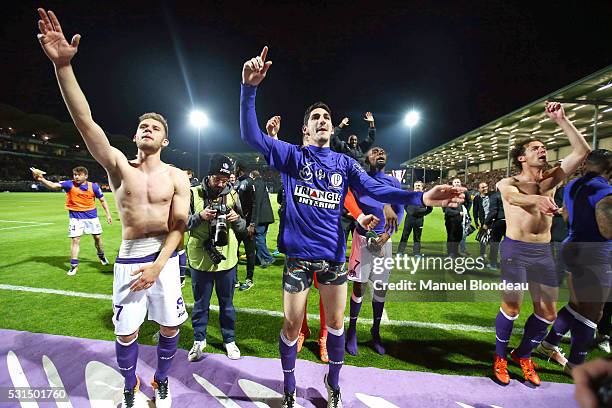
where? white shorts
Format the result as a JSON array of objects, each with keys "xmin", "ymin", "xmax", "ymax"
[
  {"xmin": 348, "ymin": 230, "xmax": 393, "ymax": 285},
  {"xmin": 68, "ymin": 217, "xmax": 102, "ymax": 238},
  {"xmin": 112, "ymin": 239, "xmax": 187, "ymax": 335}
]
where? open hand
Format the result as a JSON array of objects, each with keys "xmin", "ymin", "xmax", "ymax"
[
  {"xmin": 423, "ymin": 185, "xmax": 466, "ymax": 207},
  {"xmin": 36, "ymin": 9, "xmax": 80, "ymax": 67}
]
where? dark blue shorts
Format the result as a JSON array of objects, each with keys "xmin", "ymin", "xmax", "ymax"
[
  {"xmin": 500, "ymin": 237, "xmax": 558, "ymax": 287},
  {"xmin": 283, "ymin": 258, "xmax": 347, "ymax": 293},
  {"xmin": 561, "ymin": 241, "xmax": 612, "ymax": 301}
]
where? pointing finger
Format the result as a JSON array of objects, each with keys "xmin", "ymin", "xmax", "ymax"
[{"xmin": 260, "ymin": 46, "xmax": 269, "ymax": 62}]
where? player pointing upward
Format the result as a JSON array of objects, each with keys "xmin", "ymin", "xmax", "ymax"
[
  {"xmin": 240, "ymin": 46, "xmax": 465, "ymax": 408},
  {"xmin": 37, "ymin": 9, "xmax": 190, "ymax": 407}
]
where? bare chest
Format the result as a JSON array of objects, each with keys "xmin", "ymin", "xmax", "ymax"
[
  {"xmin": 513, "ymin": 180, "xmax": 554, "ymax": 198},
  {"xmin": 115, "ymin": 170, "xmax": 174, "ymax": 206}
]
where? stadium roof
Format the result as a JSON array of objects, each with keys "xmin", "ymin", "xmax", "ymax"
[{"xmin": 402, "ymin": 64, "xmax": 612, "ymax": 171}]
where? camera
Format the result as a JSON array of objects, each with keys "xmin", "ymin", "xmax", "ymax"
[
  {"xmin": 210, "ymin": 203, "xmax": 230, "ymax": 247},
  {"xmin": 203, "ymin": 239, "xmax": 226, "ymax": 265}
]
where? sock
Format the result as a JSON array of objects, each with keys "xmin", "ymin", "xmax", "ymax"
[
  {"xmin": 544, "ymin": 305, "xmax": 575, "ymax": 347},
  {"xmin": 326, "ymin": 325, "xmax": 344, "ymax": 390},
  {"xmin": 495, "ymin": 308, "xmax": 518, "ymax": 358},
  {"xmin": 346, "ymin": 293, "xmax": 362, "ymax": 355},
  {"xmin": 515, "ymin": 313, "xmax": 554, "ymax": 358},
  {"xmin": 569, "ymin": 313, "xmax": 597, "ymax": 365},
  {"xmin": 155, "ymin": 330, "xmax": 179, "ymax": 382},
  {"xmin": 70, "ymin": 258, "xmax": 78, "ymax": 267},
  {"xmin": 116, "ymin": 337, "xmax": 139, "ymax": 390},
  {"xmin": 279, "ymin": 331, "xmax": 298, "ymax": 394},
  {"xmin": 319, "ymin": 297, "xmax": 327, "ymax": 338},
  {"xmin": 178, "ymin": 250, "xmax": 186, "ymax": 279},
  {"xmin": 371, "ymin": 298, "xmax": 385, "ymax": 334}
]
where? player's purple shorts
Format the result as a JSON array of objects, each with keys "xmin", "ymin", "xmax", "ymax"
[
  {"xmin": 561, "ymin": 241, "xmax": 612, "ymax": 302},
  {"xmin": 500, "ymin": 237, "xmax": 558, "ymax": 287}
]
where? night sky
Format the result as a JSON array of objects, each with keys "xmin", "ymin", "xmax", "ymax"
[{"xmin": 2, "ymin": 0, "xmax": 611, "ymax": 168}]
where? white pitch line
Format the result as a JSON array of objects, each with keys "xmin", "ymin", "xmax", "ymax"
[
  {"xmin": 0, "ymin": 223, "xmax": 53, "ymax": 231},
  {"xmin": 0, "ymin": 220, "xmax": 52, "ymax": 224},
  {"xmin": 0, "ymin": 284, "xmax": 513, "ymax": 334}
]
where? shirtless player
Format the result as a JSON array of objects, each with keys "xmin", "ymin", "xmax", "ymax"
[
  {"xmin": 37, "ymin": 9, "xmax": 190, "ymax": 407},
  {"xmin": 493, "ymin": 101, "xmax": 590, "ymax": 386}
]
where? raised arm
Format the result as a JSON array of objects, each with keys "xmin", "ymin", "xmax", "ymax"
[
  {"xmin": 543, "ymin": 102, "xmax": 591, "ymax": 188},
  {"xmin": 359, "ymin": 112, "xmax": 376, "ymax": 152},
  {"xmin": 240, "ymin": 47, "xmax": 296, "ymax": 171},
  {"xmin": 32, "ymin": 170, "xmax": 61, "ymax": 190},
  {"xmin": 498, "ymin": 177, "xmax": 558, "ymax": 215},
  {"xmin": 36, "ymin": 9, "xmax": 123, "ymax": 170}
]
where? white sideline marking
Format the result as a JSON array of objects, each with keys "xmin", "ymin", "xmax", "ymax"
[
  {"xmin": 0, "ymin": 220, "xmax": 54, "ymax": 231},
  {"xmin": 7, "ymin": 351, "xmax": 39, "ymax": 408},
  {"xmin": 381, "ymin": 307, "xmax": 390, "ymax": 323},
  {"xmin": 0, "ymin": 224, "xmax": 53, "ymax": 231},
  {"xmin": 42, "ymin": 355, "xmax": 73, "ymax": 408},
  {"xmin": 193, "ymin": 373, "xmax": 241, "ymax": 408},
  {"xmin": 0, "ymin": 220, "xmax": 50, "ymax": 224},
  {"xmin": 0, "ymin": 284, "xmax": 516, "ymax": 334}
]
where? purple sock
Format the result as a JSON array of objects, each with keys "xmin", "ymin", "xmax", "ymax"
[
  {"xmin": 70, "ymin": 258, "xmax": 78, "ymax": 266},
  {"xmin": 346, "ymin": 294, "xmax": 362, "ymax": 356},
  {"xmin": 116, "ymin": 338, "xmax": 138, "ymax": 390},
  {"xmin": 279, "ymin": 331, "xmax": 297, "ymax": 394},
  {"xmin": 371, "ymin": 300, "xmax": 386, "ymax": 355},
  {"xmin": 495, "ymin": 309, "xmax": 516, "ymax": 358},
  {"xmin": 569, "ymin": 314, "xmax": 597, "ymax": 365},
  {"xmin": 544, "ymin": 305, "xmax": 575, "ymax": 347},
  {"xmin": 155, "ymin": 331, "xmax": 179, "ymax": 382},
  {"xmin": 178, "ymin": 250, "xmax": 187, "ymax": 278},
  {"xmin": 372, "ymin": 301, "xmax": 384, "ymax": 332},
  {"xmin": 515, "ymin": 313, "xmax": 553, "ymax": 358},
  {"xmin": 326, "ymin": 326, "xmax": 344, "ymax": 390}
]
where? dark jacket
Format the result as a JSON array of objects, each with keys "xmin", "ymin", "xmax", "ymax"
[
  {"xmin": 443, "ymin": 206, "xmax": 463, "ymax": 220},
  {"xmin": 472, "ymin": 193, "xmax": 491, "ymax": 226},
  {"xmin": 237, "ymin": 175, "xmax": 256, "ymax": 224},
  {"xmin": 253, "ymin": 176, "xmax": 275, "ymax": 226},
  {"xmin": 330, "ymin": 126, "xmax": 376, "ymax": 166},
  {"xmin": 484, "ymin": 191, "xmax": 505, "ymax": 226},
  {"xmin": 277, "ymin": 184, "xmax": 285, "ymax": 211},
  {"xmin": 405, "ymin": 204, "xmax": 433, "ymax": 218},
  {"xmin": 551, "ymin": 186, "xmax": 568, "ymax": 242}
]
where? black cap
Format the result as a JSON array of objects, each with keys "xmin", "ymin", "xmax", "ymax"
[{"xmin": 208, "ymin": 154, "xmax": 232, "ymax": 176}]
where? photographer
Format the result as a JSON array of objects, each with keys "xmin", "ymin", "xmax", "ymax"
[{"xmin": 186, "ymin": 154, "xmax": 246, "ymax": 362}]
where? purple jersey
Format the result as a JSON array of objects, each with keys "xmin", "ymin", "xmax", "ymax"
[
  {"xmin": 354, "ymin": 170, "xmax": 404, "ymax": 236},
  {"xmin": 240, "ymin": 84, "xmax": 423, "ymax": 262}
]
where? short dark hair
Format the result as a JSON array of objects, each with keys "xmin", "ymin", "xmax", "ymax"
[
  {"xmin": 585, "ymin": 149, "xmax": 612, "ymax": 174},
  {"xmin": 72, "ymin": 166, "xmax": 88, "ymax": 175},
  {"xmin": 303, "ymin": 102, "xmax": 332, "ymax": 125},
  {"xmin": 511, "ymin": 138, "xmax": 545, "ymax": 169},
  {"xmin": 138, "ymin": 112, "xmax": 169, "ymax": 138}
]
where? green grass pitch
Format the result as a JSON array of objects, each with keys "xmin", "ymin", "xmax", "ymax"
[{"xmin": 0, "ymin": 192, "xmax": 598, "ymax": 383}]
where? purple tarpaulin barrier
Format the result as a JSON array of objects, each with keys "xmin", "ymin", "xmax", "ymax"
[{"xmin": 0, "ymin": 329, "xmax": 576, "ymax": 407}]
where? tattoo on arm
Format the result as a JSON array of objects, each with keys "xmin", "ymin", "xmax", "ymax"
[{"xmin": 596, "ymin": 195, "xmax": 612, "ymax": 240}]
